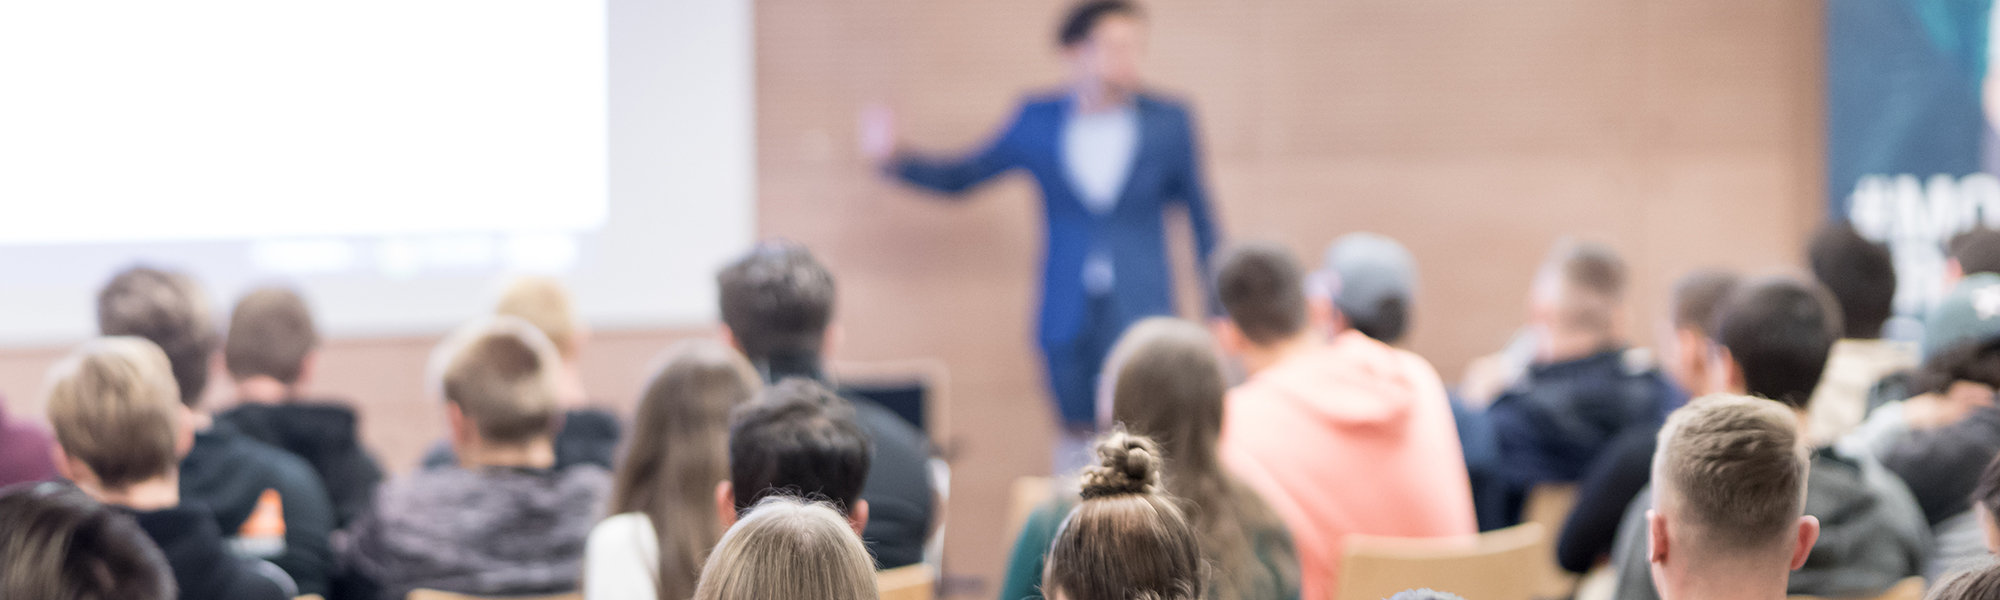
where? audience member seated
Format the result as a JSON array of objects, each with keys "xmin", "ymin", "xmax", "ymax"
[
  {"xmin": 1848, "ymin": 273, "xmax": 2000, "ymax": 458},
  {"xmin": 0, "ymin": 399, "xmax": 56, "ymax": 488},
  {"xmin": 691, "ymin": 496, "xmax": 879, "ymax": 600},
  {"xmin": 715, "ymin": 241, "xmax": 936, "ymax": 568},
  {"xmin": 1040, "ymin": 431, "xmax": 1205, "ymax": 600},
  {"xmin": 586, "ymin": 340, "xmax": 763, "ymax": 600},
  {"xmin": 343, "ymin": 317, "xmax": 611, "ymax": 600},
  {"xmin": 1805, "ymin": 222, "xmax": 1918, "ymax": 445},
  {"xmin": 1872, "ymin": 337, "xmax": 2000, "ymax": 578},
  {"xmin": 1927, "ymin": 560, "xmax": 2000, "ymax": 600},
  {"xmin": 213, "ymin": 286, "xmax": 383, "ymax": 528},
  {"xmin": 425, "ymin": 276, "xmax": 623, "ymax": 471},
  {"xmin": 1479, "ymin": 241, "xmax": 1680, "ymax": 528},
  {"xmin": 1644, "ymin": 395, "xmax": 1819, "ymax": 600},
  {"xmin": 1558, "ymin": 269, "xmax": 1738, "ymax": 574},
  {"xmin": 0, "ymin": 481, "xmax": 178, "ymax": 600},
  {"xmin": 1608, "ymin": 276, "xmax": 1928, "ymax": 600},
  {"xmin": 1001, "ymin": 318, "xmax": 1300, "ymax": 600},
  {"xmin": 1210, "ymin": 243, "xmax": 1473, "ymax": 600},
  {"xmin": 716, "ymin": 377, "xmax": 872, "ymax": 536},
  {"xmin": 97, "ymin": 266, "xmax": 334, "ymax": 595},
  {"xmin": 44, "ymin": 337, "xmax": 288, "ymax": 600}
]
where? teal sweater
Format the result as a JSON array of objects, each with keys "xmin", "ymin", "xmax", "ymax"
[{"xmin": 998, "ymin": 498, "xmax": 1302, "ymax": 600}]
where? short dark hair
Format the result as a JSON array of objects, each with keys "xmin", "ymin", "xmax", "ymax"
[
  {"xmin": 1350, "ymin": 297, "xmax": 1409, "ymax": 345},
  {"xmin": 1713, "ymin": 277, "xmax": 1843, "ymax": 409},
  {"xmin": 225, "ymin": 287, "xmax": 319, "ymax": 385},
  {"xmin": 1057, "ymin": 0, "xmax": 1142, "ymax": 48},
  {"xmin": 1215, "ymin": 243, "xmax": 1308, "ymax": 346},
  {"xmin": 1807, "ymin": 222, "xmax": 1895, "ymax": 339},
  {"xmin": 1912, "ymin": 336, "xmax": 2000, "ymax": 395},
  {"xmin": 718, "ymin": 242, "xmax": 836, "ymax": 364},
  {"xmin": 1951, "ymin": 228, "xmax": 2000, "ymax": 277},
  {"xmin": 1670, "ymin": 270, "xmax": 1740, "ymax": 337},
  {"xmin": 727, "ymin": 378, "xmax": 871, "ymax": 515},
  {"xmin": 96, "ymin": 266, "xmax": 217, "ymax": 406},
  {"xmin": 0, "ymin": 482, "xmax": 175, "ymax": 600}
]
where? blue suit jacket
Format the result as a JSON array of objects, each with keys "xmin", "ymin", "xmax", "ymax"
[{"xmin": 892, "ymin": 91, "xmax": 1221, "ymax": 348}]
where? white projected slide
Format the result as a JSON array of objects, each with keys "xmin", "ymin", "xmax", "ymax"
[{"xmin": 0, "ymin": 0, "xmax": 753, "ymax": 344}]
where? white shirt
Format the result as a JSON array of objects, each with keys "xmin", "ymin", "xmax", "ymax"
[
  {"xmin": 1061, "ymin": 103, "xmax": 1139, "ymax": 294},
  {"xmin": 584, "ymin": 512, "xmax": 659, "ymax": 600}
]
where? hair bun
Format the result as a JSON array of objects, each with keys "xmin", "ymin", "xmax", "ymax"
[{"xmin": 1079, "ymin": 430, "xmax": 1162, "ymax": 499}]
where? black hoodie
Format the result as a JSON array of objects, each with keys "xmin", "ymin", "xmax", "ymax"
[
  {"xmin": 216, "ymin": 400, "xmax": 384, "ymax": 527},
  {"xmin": 127, "ymin": 503, "xmax": 288, "ymax": 600}
]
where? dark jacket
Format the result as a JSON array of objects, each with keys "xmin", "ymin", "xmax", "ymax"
[
  {"xmin": 216, "ymin": 400, "xmax": 384, "ymax": 528},
  {"xmin": 1557, "ymin": 426, "xmax": 1657, "ymax": 573},
  {"xmin": 343, "ymin": 465, "xmax": 611, "ymax": 600},
  {"xmin": 179, "ymin": 421, "xmax": 336, "ymax": 597},
  {"xmin": 422, "ymin": 408, "xmax": 622, "ymax": 473},
  {"xmin": 1488, "ymin": 349, "xmax": 1681, "ymax": 486},
  {"xmin": 891, "ymin": 91, "xmax": 1222, "ymax": 352},
  {"xmin": 128, "ymin": 503, "xmax": 289, "ymax": 600},
  {"xmin": 763, "ymin": 357, "xmax": 937, "ymax": 569},
  {"xmin": 1881, "ymin": 405, "xmax": 2000, "ymax": 525}
]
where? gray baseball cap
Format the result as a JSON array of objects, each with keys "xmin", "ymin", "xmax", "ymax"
[
  {"xmin": 1313, "ymin": 232, "xmax": 1418, "ymax": 331},
  {"xmin": 1923, "ymin": 272, "xmax": 2000, "ymax": 359}
]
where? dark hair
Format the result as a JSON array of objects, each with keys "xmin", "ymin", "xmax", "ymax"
[
  {"xmin": 1808, "ymin": 222, "xmax": 1896, "ymax": 339},
  {"xmin": 1350, "ymin": 296, "xmax": 1409, "ymax": 345},
  {"xmin": 717, "ymin": 242, "xmax": 835, "ymax": 365},
  {"xmin": 96, "ymin": 266, "xmax": 217, "ymax": 406},
  {"xmin": 1671, "ymin": 270, "xmax": 1740, "ymax": 337},
  {"xmin": 1912, "ymin": 336, "xmax": 2000, "ymax": 395},
  {"xmin": 1972, "ymin": 454, "xmax": 2000, "ymax": 538},
  {"xmin": 0, "ymin": 482, "xmax": 175, "ymax": 600},
  {"xmin": 609, "ymin": 340, "xmax": 762, "ymax": 600},
  {"xmin": 726, "ymin": 378, "xmax": 871, "ymax": 515},
  {"xmin": 1950, "ymin": 228, "xmax": 2000, "ymax": 278},
  {"xmin": 1215, "ymin": 243, "xmax": 1308, "ymax": 345},
  {"xmin": 1057, "ymin": 1, "xmax": 1142, "ymax": 48},
  {"xmin": 1928, "ymin": 560, "xmax": 2000, "ymax": 600},
  {"xmin": 1713, "ymin": 277, "xmax": 1843, "ymax": 409},
  {"xmin": 224, "ymin": 286, "xmax": 319, "ymax": 385}
]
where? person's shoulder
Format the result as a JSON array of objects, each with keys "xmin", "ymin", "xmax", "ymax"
[
  {"xmin": 1136, "ymin": 90, "xmax": 1194, "ymax": 114},
  {"xmin": 846, "ymin": 395, "xmax": 932, "ymax": 454}
]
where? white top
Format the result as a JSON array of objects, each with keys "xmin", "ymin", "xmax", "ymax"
[
  {"xmin": 1061, "ymin": 102, "xmax": 1139, "ymax": 294},
  {"xmin": 584, "ymin": 512, "xmax": 660, "ymax": 600}
]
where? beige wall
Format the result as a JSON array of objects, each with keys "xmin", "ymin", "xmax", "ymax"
[{"xmin": 0, "ymin": 1, "xmax": 1824, "ymax": 597}]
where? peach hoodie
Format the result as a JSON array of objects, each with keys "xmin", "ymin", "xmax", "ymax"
[{"xmin": 1220, "ymin": 330, "xmax": 1477, "ymax": 600}]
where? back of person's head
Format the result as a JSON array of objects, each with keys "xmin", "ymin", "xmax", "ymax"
[
  {"xmin": 1807, "ymin": 222, "xmax": 1896, "ymax": 340},
  {"xmin": 1314, "ymin": 232, "xmax": 1418, "ymax": 344},
  {"xmin": 1670, "ymin": 270, "xmax": 1741, "ymax": 336},
  {"xmin": 1971, "ymin": 454, "xmax": 2000, "ymax": 553},
  {"xmin": 1651, "ymin": 395, "xmax": 1813, "ymax": 564},
  {"xmin": 717, "ymin": 241, "xmax": 835, "ymax": 365},
  {"xmin": 0, "ymin": 482, "xmax": 175, "ymax": 600},
  {"xmin": 1951, "ymin": 228, "xmax": 2000, "ymax": 279},
  {"xmin": 44, "ymin": 337, "xmax": 186, "ymax": 493},
  {"xmin": 1043, "ymin": 431, "xmax": 1206, "ymax": 600},
  {"xmin": 1926, "ymin": 561, "xmax": 2000, "ymax": 600},
  {"xmin": 1057, "ymin": 0, "xmax": 1142, "ymax": 48},
  {"xmin": 494, "ymin": 275, "xmax": 584, "ymax": 360},
  {"xmin": 691, "ymin": 496, "xmax": 878, "ymax": 600},
  {"xmin": 1215, "ymin": 242, "xmax": 1309, "ymax": 347},
  {"xmin": 610, "ymin": 339, "xmax": 762, "ymax": 600},
  {"xmin": 1098, "ymin": 319, "xmax": 1296, "ymax": 600},
  {"xmin": 725, "ymin": 378, "xmax": 870, "ymax": 517},
  {"xmin": 434, "ymin": 316, "xmax": 564, "ymax": 446},
  {"xmin": 1532, "ymin": 239, "xmax": 1627, "ymax": 335},
  {"xmin": 96, "ymin": 266, "xmax": 216, "ymax": 407},
  {"xmin": 1712, "ymin": 277, "xmax": 1843, "ymax": 409},
  {"xmin": 224, "ymin": 286, "xmax": 318, "ymax": 386}
]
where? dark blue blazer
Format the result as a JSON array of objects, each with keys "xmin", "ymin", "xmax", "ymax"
[{"xmin": 892, "ymin": 91, "xmax": 1221, "ymax": 348}]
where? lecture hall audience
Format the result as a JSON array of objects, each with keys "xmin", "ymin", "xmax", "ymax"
[
  {"xmin": 1805, "ymin": 222, "xmax": 1919, "ymax": 445},
  {"xmin": 690, "ymin": 496, "xmax": 880, "ymax": 600}
]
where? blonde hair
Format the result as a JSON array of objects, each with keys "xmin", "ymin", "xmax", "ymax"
[
  {"xmin": 433, "ymin": 316, "xmax": 564, "ymax": 445},
  {"xmin": 1653, "ymin": 394, "xmax": 1808, "ymax": 555},
  {"xmin": 1044, "ymin": 431, "xmax": 1207, "ymax": 600},
  {"xmin": 494, "ymin": 275, "xmax": 582, "ymax": 359},
  {"xmin": 691, "ymin": 496, "xmax": 878, "ymax": 600},
  {"xmin": 44, "ymin": 337, "xmax": 184, "ymax": 490},
  {"xmin": 606, "ymin": 340, "xmax": 762, "ymax": 600}
]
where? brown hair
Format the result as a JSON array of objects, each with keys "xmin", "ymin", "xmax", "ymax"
[
  {"xmin": 1652, "ymin": 394, "xmax": 1808, "ymax": 556},
  {"xmin": 0, "ymin": 482, "xmax": 175, "ymax": 600},
  {"xmin": 435, "ymin": 316, "xmax": 564, "ymax": 445},
  {"xmin": 691, "ymin": 496, "xmax": 879, "ymax": 600},
  {"xmin": 1043, "ymin": 431, "xmax": 1207, "ymax": 600},
  {"xmin": 1669, "ymin": 269, "xmax": 1739, "ymax": 336},
  {"xmin": 1538, "ymin": 240, "xmax": 1627, "ymax": 333},
  {"xmin": 224, "ymin": 286, "xmax": 319, "ymax": 385},
  {"xmin": 1102, "ymin": 318, "xmax": 1298, "ymax": 600},
  {"xmin": 1928, "ymin": 560, "xmax": 2000, "ymax": 600},
  {"xmin": 606, "ymin": 340, "xmax": 762, "ymax": 600},
  {"xmin": 495, "ymin": 276, "xmax": 583, "ymax": 359},
  {"xmin": 44, "ymin": 337, "xmax": 184, "ymax": 490},
  {"xmin": 1215, "ymin": 243, "xmax": 1309, "ymax": 345},
  {"xmin": 96, "ymin": 266, "xmax": 217, "ymax": 406}
]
